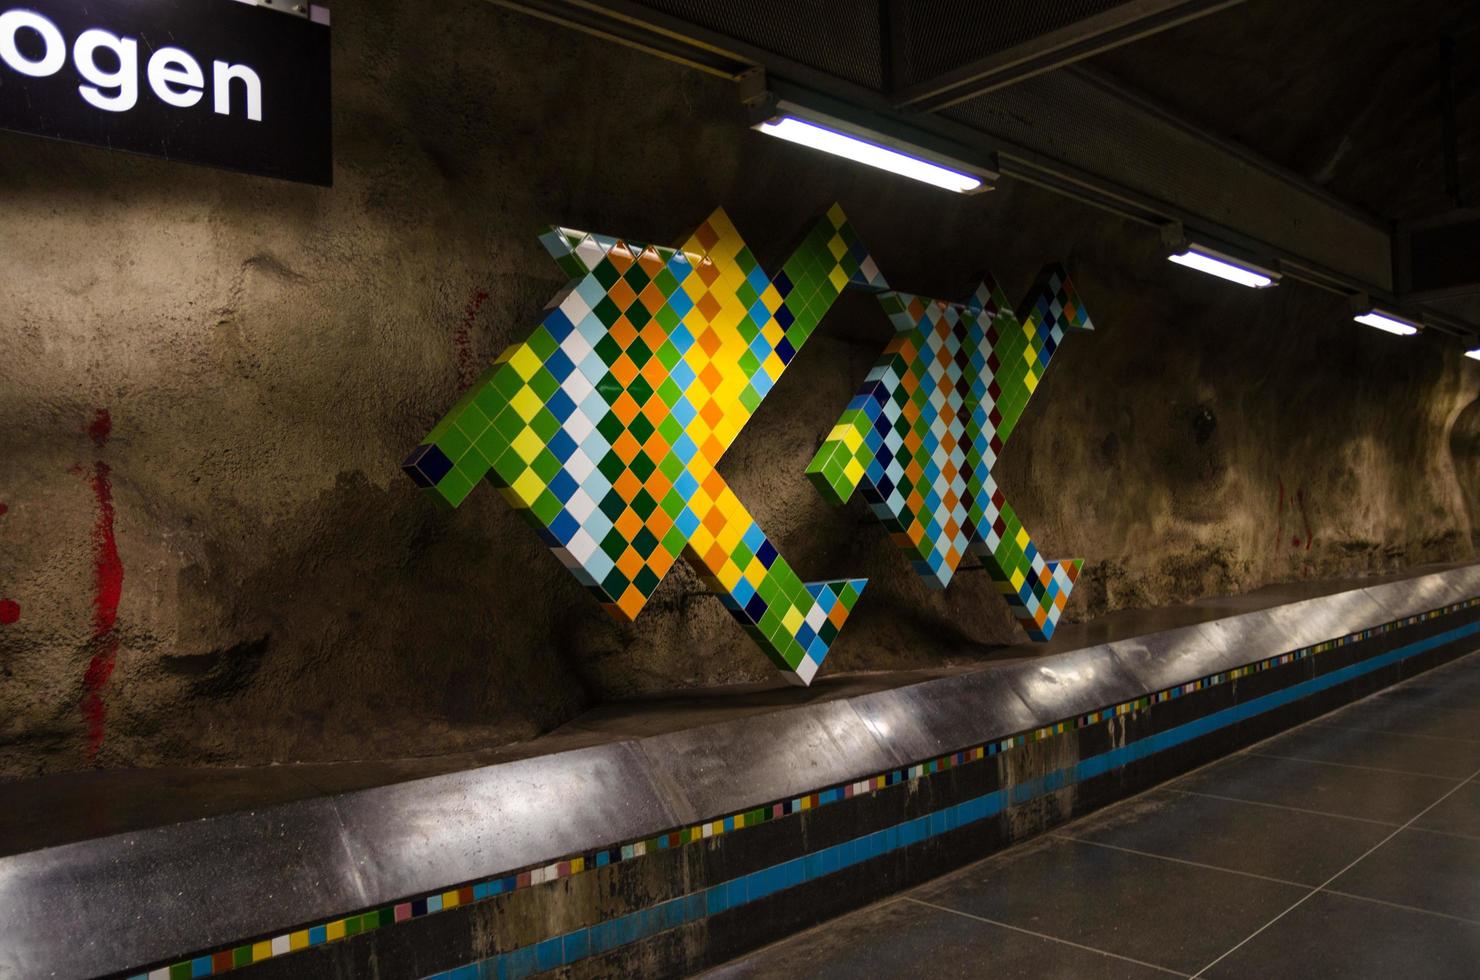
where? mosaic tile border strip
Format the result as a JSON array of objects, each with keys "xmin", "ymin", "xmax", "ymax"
[
  {"xmin": 424, "ymin": 614, "xmax": 1480, "ymax": 980},
  {"xmin": 126, "ymin": 596, "xmax": 1480, "ymax": 980}
]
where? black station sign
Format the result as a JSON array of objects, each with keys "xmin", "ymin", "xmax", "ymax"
[{"xmin": 0, "ymin": 0, "xmax": 332, "ymax": 185}]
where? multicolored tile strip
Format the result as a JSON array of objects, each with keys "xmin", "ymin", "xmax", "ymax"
[
  {"xmin": 125, "ymin": 597, "xmax": 1480, "ymax": 980},
  {"xmin": 403, "ymin": 205, "xmax": 885, "ymax": 685},
  {"xmin": 808, "ymin": 267, "xmax": 1092, "ymax": 641}
]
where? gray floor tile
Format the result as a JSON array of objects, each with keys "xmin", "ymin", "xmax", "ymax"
[
  {"xmin": 1408, "ymin": 654, "xmax": 1480, "ymax": 689},
  {"xmin": 1201, "ymin": 891, "xmax": 1480, "ymax": 980},
  {"xmin": 1330, "ymin": 827, "xmax": 1480, "ymax": 921},
  {"xmin": 909, "ymin": 834, "xmax": 1305, "ymax": 974},
  {"xmin": 1250, "ymin": 722, "xmax": 1480, "ymax": 779},
  {"xmin": 1058, "ymin": 787, "xmax": 1391, "ymax": 885},
  {"xmin": 1367, "ymin": 671, "xmax": 1480, "ymax": 714},
  {"xmin": 1414, "ymin": 780, "xmax": 1480, "ymax": 840},
  {"xmin": 1308, "ymin": 719, "xmax": 1480, "ymax": 745},
  {"xmin": 697, "ymin": 897, "xmax": 1181, "ymax": 979},
  {"xmin": 1317, "ymin": 699, "xmax": 1480, "ymax": 743},
  {"xmin": 1171, "ymin": 752, "xmax": 1457, "ymax": 824}
]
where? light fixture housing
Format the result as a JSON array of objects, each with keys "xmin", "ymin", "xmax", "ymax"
[
  {"xmin": 1166, "ymin": 242, "xmax": 1281, "ymax": 289},
  {"xmin": 749, "ymin": 95, "xmax": 996, "ymax": 195},
  {"xmin": 1353, "ymin": 308, "xmax": 1421, "ymax": 337}
]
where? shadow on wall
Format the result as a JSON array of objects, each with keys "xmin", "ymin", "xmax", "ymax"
[
  {"xmin": 158, "ymin": 471, "xmax": 594, "ymax": 766},
  {"xmin": 1451, "ymin": 396, "xmax": 1480, "ymax": 547}
]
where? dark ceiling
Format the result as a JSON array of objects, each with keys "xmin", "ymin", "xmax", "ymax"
[
  {"xmin": 513, "ymin": 0, "xmax": 1477, "ymax": 222},
  {"xmin": 1090, "ymin": 0, "xmax": 1479, "ymax": 221},
  {"xmin": 497, "ymin": 0, "xmax": 1480, "ymax": 329}
]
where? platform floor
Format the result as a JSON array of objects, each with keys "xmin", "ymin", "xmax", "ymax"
[{"xmin": 700, "ymin": 650, "xmax": 1480, "ymax": 979}]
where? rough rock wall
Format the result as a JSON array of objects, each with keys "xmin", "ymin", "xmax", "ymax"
[{"xmin": 0, "ymin": 0, "xmax": 1476, "ymax": 776}]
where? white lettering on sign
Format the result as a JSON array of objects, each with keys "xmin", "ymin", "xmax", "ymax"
[
  {"xmin": 0, "ymin": 7, "xmax": 263, "ymax": 121},
  {"xmin": 212, "ymin": 59, "xmax": 261, "ymax": 122},
  {"xmin": 74, "ymin": 29, "xmax": 137, "ymax": 112},
  {"xmin": 147, "ymin": 48, "xmax": 204, "ymax": 109},
  {"xmin": 0, "ymin": 9, "xmax": 63, "ymax": 76}
]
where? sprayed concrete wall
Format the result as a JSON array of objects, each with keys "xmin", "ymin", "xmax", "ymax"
[{"xmin": 1, "ymin": 0, "xmax": 1477, "ymax": 777}]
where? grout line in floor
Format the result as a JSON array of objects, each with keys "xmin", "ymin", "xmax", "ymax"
[
  {"xmin": 1235, "ymin": 749, "xmax": 1463, "ymax": 781},
  {"xmin": 1052, "ymin": 833, "xmax": 1480, "ymax": 928},
  {"xmin": 689, "ymin": 898, "xmax": 907, "ymax": 978},
  {"xmin": 1321, "ymin": 888, "xmax": 1480, "ymax": 928},
  {"xmin": 901, "ymin": 897, "xmax": 1191, "ymax": 978},
  {"xmin": 1304, "ymin": 720, "xmax": 1480, "ymax": 744},
  {"xmin": 1322, "ymin": 699, "xmax": 1480, "ymax": 723},
  {"xmin": 1406, "ymin": 824, "xmax": 1480, "ymax": 845},
  {"xmin": 1157, "ymin": 788, "xmax": 1402, "ymax": 827},
  {"xmin": 1048, "ymin": 834, "xmax": 1313, "ymax": 888},
  {"xmin": 1187, "ymin": 764, "xmax": 1480, "ymax": 978}
]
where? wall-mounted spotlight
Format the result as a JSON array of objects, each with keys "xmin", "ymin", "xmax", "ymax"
[
  {"xmin": 1161, "ymin": 225, "xmax": 1280, "ymax": 289},
  {"xmin": 742, "ymin": 72, "xmax": 997, "ymax": 195}
]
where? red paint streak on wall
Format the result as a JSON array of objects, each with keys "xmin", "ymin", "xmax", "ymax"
[
  {"xmin": 0, "ymin": 502, "xmax": 8, "ymax": 517},
  {"xmin": 88, "ymin": 408, "xmax": 112, "ymax": 447},
  {"xmin": 1275, "ymin": 479, "xmax": 1315, "ymax": 551},
  {"xmin": 455, "ymin": 289, "xmax": 490, "ymax": 391},
  {"xmin": 1275, "ymin": 478, "xmax": 1286, "ymax": 548},
  {"xmin": 1296, "ymin": 487, "xmax": 1314, "ymax": 551},
  {"xmin": 80, "ymin": 410, "xmax": 123, "ymax": 759}
]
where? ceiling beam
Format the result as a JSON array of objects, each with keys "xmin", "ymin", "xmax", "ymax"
[{"xmin": 891, "ymin": 0, "xmax": 1246, "ymax": 111}]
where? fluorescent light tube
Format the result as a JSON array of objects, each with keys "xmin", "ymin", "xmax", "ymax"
[
  {"xmin": 1466, "ymin": 349, "xmax": 1480, "ymax": 361},
  {"xmin": 755, "ymin": 115, "xmax": 983, "ymax": 194},
  {"xmin": 1167, "ymin": 246, "xmax": 1277, "ymax": 288},
  {"xmin": 1353, "ymin": 310, "xmax": 1420, "ymax": 336}
]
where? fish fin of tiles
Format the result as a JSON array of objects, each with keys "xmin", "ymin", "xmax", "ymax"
[
  {"xmin": 808, "ymin": 263, "xmax": 1093, "ymax": 639},
  {"xmin": 679, "ymin": 474, "xmax": 866, "ymax": 684},
  {"xmin": 994, "ymin": 262, "xmax": 1093, "ymax": 443},
  {"xmin": 403, "ymin": 205, "xmax": 877, "ymax": 683}
]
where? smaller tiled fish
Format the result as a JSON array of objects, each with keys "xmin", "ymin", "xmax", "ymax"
[{"xmin": 807, "ymin": 265, "xmax": 1093, "ymax": 640}]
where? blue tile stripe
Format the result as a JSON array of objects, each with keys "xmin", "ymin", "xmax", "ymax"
[{"xmin": 421, "ymin": 618, "xmax": 1480, "ymax": 980}]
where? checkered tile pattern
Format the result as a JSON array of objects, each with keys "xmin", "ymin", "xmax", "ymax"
[
  {"xmin": 404, "ymin": 206, "xmax": 886, "ymax": 685},
  {"xmin": 807, "ymin": 265, "xmax": 1092, "ymax": 641}
]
